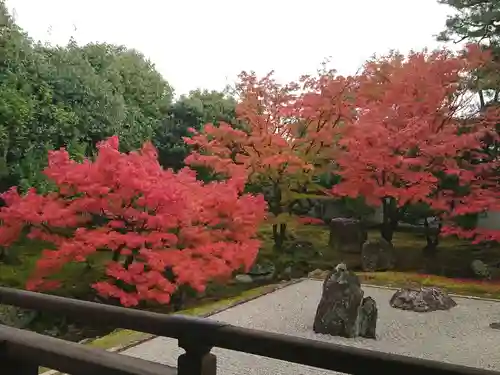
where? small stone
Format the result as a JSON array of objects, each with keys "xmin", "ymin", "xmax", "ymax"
[
  {"xmin": 288, "ymin": 240, "xmax": 314, "ymax": 251},
  {"xmin": 389, "ymin": 287, "xmax": 457, "ymax": 312},
  {"xmin": 235, "ymin": 274, "xmax": 253, "ymax": 283},
  {"xmin": 0, "ymin": 305, "xmax": 37, "ymax": 328},
  {"xmin": 308, "ymin": 269, "xmax": 327, "ymax": 279},
  {"xmin": 248, "ymin": 261, "xmax": 275, "ymax": 282},
  {"xmin": 471, "ymin": 259, "xmax": 491, "ymax": 280},
  {"xmin": 313, "ymin": 263, "xmax": 377, "ymax": 339},
  {"xmin": 361, "ymin": 238, "xmax": 395, "ymax": 272},
  {"xmin": 490, "ymin": 322, "xmax": 500, "ymax": 330}
]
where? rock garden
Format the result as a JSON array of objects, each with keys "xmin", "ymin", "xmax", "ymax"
[{"xmin": 1, "ymin": 7, "xmax": 500, "ymax": 367}]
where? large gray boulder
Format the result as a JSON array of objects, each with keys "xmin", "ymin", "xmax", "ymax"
[
  {"xmin": 389, "ymin": 287, "xmax": 457, "ymax": 312},
  {"xmin": 329, "ymin": 218, "xmax": 367, "ymax": 254},
  {"xmin": 313, "ymin": 263, "xmax": 377, "ymax": 339}
]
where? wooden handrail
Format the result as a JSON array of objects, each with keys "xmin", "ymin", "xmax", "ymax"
[{"xmin": 0, "ymin": 324, "xmax": 175, "ymax": 375}]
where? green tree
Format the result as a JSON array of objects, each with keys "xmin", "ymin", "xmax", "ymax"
[
  {"xmin": 0, "ymin": 1, "xmax": 55, "ymax": 191},
  {"xmin": 80, "ymin": 44, "xmax": 173, "ymax": 150},
  {"xmin": 437, "ymin": 0, "xmax": 500, "ymax": 107},
  {"xmin": 37, "ymin": 42, "xmax": 173, "ymax": 153},
  {"xmin": 0, "ymin": 2, "xmax": 173, "ymax": 193},
  {"xmin": 154, "ymin": 89, "xmax": 237, "ymax": 170}
]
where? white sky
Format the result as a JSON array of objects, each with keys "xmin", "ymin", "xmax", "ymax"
[{"xmin": 6, "ymin": 0, "xmax": 457, "ymax": 97}]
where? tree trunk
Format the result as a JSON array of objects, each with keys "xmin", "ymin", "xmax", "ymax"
[
  {"xmin": 272, "ymin": 222, "xmax": 287, "ymax": 250},
  {"xmin": 163, "ymin": 267, "xmax": 185, "ymax": 311},
  {"xmin": 381, "ymin": 198, "xmax": 398, "ymax": 243},
  {"xmin": 268, "ymin": 182, "xmax": 287, "ymax": 251},
  {"xmin": 123, "ymin": 254, "xmax": 134, "ymax": 269},
  {"xmin": 0, "ymin": 247, "xmax": 20, "ymax": 265},
  {"xmin": 422, "ymin": 217, "xmax": 442, "ymax": 257},
  {"xmin": 112, "ymin": 249, "xmax": 121, "ymax": 262},
  {"xmin": 171, "ymin": 287, "xmax": 186, "ymax": 312},
  {"xmin": 479, "ymin": 90, "xmax": 485, "ymax": 109},
  {"xmin": 111, "ymin": 244, "xmax": 127, "ymax": 262}
]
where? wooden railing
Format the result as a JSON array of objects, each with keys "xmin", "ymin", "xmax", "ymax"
[{"xmin": 0, "ymin": 286, "xmax": 497, "ymax": 375}]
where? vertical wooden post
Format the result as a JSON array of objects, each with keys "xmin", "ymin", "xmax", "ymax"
[
  {"xmin": 178, "ymin": 339, "xmax": 216, "ymax": 375},
  {"xmin": 0, "ymin": 342, "xmax": 39, "ymax": 375}
]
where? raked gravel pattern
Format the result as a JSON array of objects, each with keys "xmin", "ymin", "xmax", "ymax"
[{"xmin": 122, "ymin": 279, "xmax": 500, "ymax": 374}]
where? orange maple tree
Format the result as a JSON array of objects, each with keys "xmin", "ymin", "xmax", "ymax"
[
  {"xmin": 332, "ymin": 46, "xmax": 500, "ymax": 246},
  {"xmin": 0, "ymin": 137, "xmax": 267, "ymax": 306},
  {"xmin": 185, "ymin": 70, "xmax": 357, "ymax": 249}
]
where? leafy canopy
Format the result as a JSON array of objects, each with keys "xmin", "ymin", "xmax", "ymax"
[
  {"xmin": 332, "ymin": 45, "xmax": 500, "ymax": 242},
  {"xmin": 155, "ymin": 89, "xmax": 237, "ymax": 171},
  {"xmin": 0, "ymin": 137, "xmax": 267, "ymax": 306},
  {"xmin": 185, "ymin": 70, "xmax": 357, "ymax": 216}
]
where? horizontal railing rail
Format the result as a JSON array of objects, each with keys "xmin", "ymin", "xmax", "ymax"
[
  {"xmin": 0, "ymin": 286, "xmax": 498, "ymax": 375},
  {"xmin": 0, "ymin": 324, "xmax": 176, "ymax": 375}
]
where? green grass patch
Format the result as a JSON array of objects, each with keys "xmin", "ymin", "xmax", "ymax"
[
  {"xmin": 0, "ymin": 239, "xmax": 108, "ymax": 298},
  {"xmin": 0, "ymin": 240, "xmax": 46, "ymax": 289}
]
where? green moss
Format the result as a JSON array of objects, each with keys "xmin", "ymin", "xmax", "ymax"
[
  {"xmin": 86, "ymin": 329, "xmax": 152, "ymax": 350},
  {"xmin": 0, "ymin": 239, "xmax": 108, "ymax": 298},
  {"xmin": 0, "ymin": 240, "xmax": 45, "ymax": 289}
]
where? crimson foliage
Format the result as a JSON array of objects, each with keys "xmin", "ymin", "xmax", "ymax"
[{"xmin": 0, "ymin": 137, "xmax": 267, "ymax": 306}]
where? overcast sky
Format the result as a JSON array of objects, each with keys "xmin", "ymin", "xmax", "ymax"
[{"xmin": 6, "ymin": 0, "xmax": 457, "ymax": 96}]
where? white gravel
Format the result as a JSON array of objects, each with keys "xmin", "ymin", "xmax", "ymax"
[{"xmin": 122, "ymin": 279, "xmax": 500, "ymax": 374}]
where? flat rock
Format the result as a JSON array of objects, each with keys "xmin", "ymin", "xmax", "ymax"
[
  {"xmin": 235, "ymin": 274, "xmax": 253, "ymax": 283},
  {"xmin": 389, "ymin": 287, "xmax": 457, "ymax": 312}
]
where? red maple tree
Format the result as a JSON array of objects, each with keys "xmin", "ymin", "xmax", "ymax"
[
  {"xmin": 185, "ymin": 70, "xmax": 357, "ymax": 249},
  {"xmin": 0, "ymin": 137, "xmax": 267, "ymax": 306},
  {"xmin": 439, "ymin": 106, "xmax": 500, "ymax": 244},
  {"xmin": 331, "ymin": 46, "xmax": 500, "ymax": 246}
]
